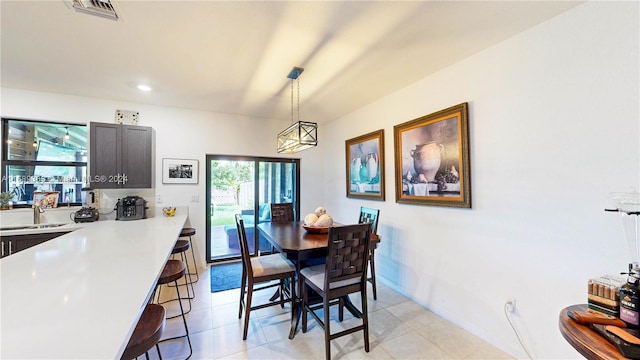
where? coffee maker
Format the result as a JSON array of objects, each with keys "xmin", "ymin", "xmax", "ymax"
[
  {"xmin": 73, "ymin": 187, "xmax": 99, "ymax": 223},
  {"xmin": 116, "ymin": 196, "xmax": 147, "ymax": 221}
]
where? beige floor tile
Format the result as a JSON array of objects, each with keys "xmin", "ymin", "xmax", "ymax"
[
  {"xmin": 147, "ymin": 265, "xmax": 515, "ymax": 360},
  {"xmin": 381, "ymin": 331, "xmax": 452, "ymax": 359}
]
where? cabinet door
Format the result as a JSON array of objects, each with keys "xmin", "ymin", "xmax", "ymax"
[
  {"xmin": 12, "ymin": 232, "xmax": 71, "ymax": 253},
  {"xmin": 0, "ymin": 239, "xmax": 10, "ymax": 258},
  {"xmin": 89, "ymin": 122, "xmax": 121, "ymax": 189},
  {"xmin": 122, "ymin": 125, "xmax": 152, "ymax": 188}
]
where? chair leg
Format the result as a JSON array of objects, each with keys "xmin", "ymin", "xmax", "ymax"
[
  {"xmin": 158, "ymin": 279, "xmax": 193, "ymax": 360},
  {"xmin": 324, "ymin": 297, "xmax": 331, "ymax": 360},
  {"xmin": 280, "ymin": 279, "xmax": 285, "ymax": 309},
  {"xmin": 301, "ymin": 282, "xmax": 308, "ymax": 333},
  {"xmin": 243, "ymin": 284, "xmax": 253, "ymax": 340},
  {"xmin": 239, "ymin": 266, "xmax": 246, "ymax": 319},
  {"xmin": 187, "ymin": 235, "xmax": 199, "ymax": 283},
  {"xmin": 369, "ymin": 249, "xmax": 377, "ymax": 300},
  {"xmin": 362, "ymin": 285, "xmax": 370, "ymax": 353}
]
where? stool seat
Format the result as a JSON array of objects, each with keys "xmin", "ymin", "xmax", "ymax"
[
  {"xmin": 121, "ymin": 304, "xmax": 165, "ymax": 360},
  {"xmin": 172, "ymin": 240, "xmax": 190, "ymax": 254},
  {"xmin": 180, "ymin": 228, "xmax": 196, "ymax": 237},
  {"xmin": 158, "ymin": 259, "xmax": 185, "ymax": 285}
]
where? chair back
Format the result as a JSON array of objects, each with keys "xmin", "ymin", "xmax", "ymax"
[
  {"xmin": 271, "ymin": 203, "xmax": 294, "ymax": 223},
  {"xmin": 235, "ymin": 214, "xmax": 253, "ymax": 274},
  {"xmin": 325, "ymin": 223, "xmax": 371, "ymax": 291},
  {"xmin": 358, "ymin": 207, "xmax": 379, "ymax": 234}
]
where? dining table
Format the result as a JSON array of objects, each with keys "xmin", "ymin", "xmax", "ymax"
[{"xmin": 256, "ymin": 221, "xmax": 380, "ymax": 339}]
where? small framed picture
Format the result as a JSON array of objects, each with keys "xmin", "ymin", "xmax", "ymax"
[
  {"xmin": 345, "ymin": 129, "xmax": 385, "ymax": 201},
  {"xmin": 162, "ymin": 158, "xmax": 199, "ymax": 184}
]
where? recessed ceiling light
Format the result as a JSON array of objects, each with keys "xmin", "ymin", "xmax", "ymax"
[{"xmin": 137, "ymin": 84, "xmax": 152, "ymax": 92}]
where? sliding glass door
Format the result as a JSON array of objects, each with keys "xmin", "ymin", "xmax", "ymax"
[{"xmin": 206, "ymin": 155, "xmax": 299, "ymax": 263}]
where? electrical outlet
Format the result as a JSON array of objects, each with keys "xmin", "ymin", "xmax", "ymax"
[{"xmin": 505, "ymin": 298, "xmax": 516, "ymax": 312}]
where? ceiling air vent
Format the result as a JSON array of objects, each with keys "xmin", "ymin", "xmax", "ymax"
[{"xmin": 66, "ymin": 0, "xmax": 119, "ymax": 21}]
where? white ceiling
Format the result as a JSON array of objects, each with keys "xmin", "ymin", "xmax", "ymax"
[{"xmin": 1, "ymin": 1, "xmax": 583, "ymax": 123}]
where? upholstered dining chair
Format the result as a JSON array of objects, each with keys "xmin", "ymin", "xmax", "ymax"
[
  {"xmin": 235, "ymin": 214, "xmax": 296, "ymax": 340},
  {"xmin": 359, "ymin": 206, "xmax": 380, "ymax": 300},
  {"xmin": 300, "ymin": 223, "xmax": 372, "ymax": 360},
  {"xmin": 270, "ymin": 203, "xmax": 294, "ymax": 223}
]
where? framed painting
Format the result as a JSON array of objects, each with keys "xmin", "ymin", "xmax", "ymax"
[
  {"xmin": 393, "ymin": 103, "xmax": 471, "ymax": 207},
  {"xmin": 345, "ymin": 129, "xmax": 385, "ymax": 200},
  {"xmin": 162, "ymin": 158, "xmax": 199, "ymax": 184}
]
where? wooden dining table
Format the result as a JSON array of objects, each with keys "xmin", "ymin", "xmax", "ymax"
[{"xmin": 256, "ymin": 221, "xmax": 380, "ymax": 339}]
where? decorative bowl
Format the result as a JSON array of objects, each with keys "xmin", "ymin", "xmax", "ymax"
[{"xmin": 303, "ymin": 225, "xmax": 330, "ymax": 234}]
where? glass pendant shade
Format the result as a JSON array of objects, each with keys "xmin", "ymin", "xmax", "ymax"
[{"xmin": 277, "ymin": 121, "xmax": 318, "ymax": 153}]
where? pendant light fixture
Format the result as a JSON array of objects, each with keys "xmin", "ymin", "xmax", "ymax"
[{"xmin": 277, "ymin": 66, "xmax": 318, "ymax": 153}]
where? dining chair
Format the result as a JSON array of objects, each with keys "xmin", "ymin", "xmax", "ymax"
[
  {"xmin": 235, "ymin": 214, "xmax": 296, "ymax": 340},
  {"xmin": 270, "ymin": 203, "xmax": 294, "ymax": 223},
  {"xmin": 359, "ymin": 206, "xmax": 380, "ymax": 300},
  {"xmin": 300, "ymin": 223, "xmax": 372, "ymax": 360},
  {"xmin": 269, "ymin": 203, "xmax": 294, "ymax": 255}
]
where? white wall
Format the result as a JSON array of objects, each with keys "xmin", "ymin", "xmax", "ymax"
[
  {"xmin": 0, "ymin": 89, "xmax": 326, "ymax": 274},
  {"xmin": 323, "ymin": 1, "xmax": 639, "ymax": 358}
]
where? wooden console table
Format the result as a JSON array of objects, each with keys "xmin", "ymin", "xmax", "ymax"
[{"xmin": 559, "ymin": 304, "xmax": 627, "ymax": 359}]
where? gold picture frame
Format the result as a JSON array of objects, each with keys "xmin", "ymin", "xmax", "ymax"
[
  {"xmin": 345, "ymin": 129, "xmax": 385, "ymax": 201},
  {"xmin": 393, "ymin": 103, "xmax": 471, "ymax": 208}
]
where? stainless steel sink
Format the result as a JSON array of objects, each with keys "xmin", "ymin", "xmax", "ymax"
[
  {"xmin": 35, "ymin": 223, "xmax": 67, "ymax": 229},
  {"xmin": 0, "ymin": 223, "xmax": 68, "ymax": 231}
]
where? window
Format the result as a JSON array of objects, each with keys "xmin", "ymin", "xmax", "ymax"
[{"xmin": 1, "ymin": 118, "xmax": 87, "ymax": 207}]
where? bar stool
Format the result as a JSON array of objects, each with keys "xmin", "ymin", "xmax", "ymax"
[
  {"xmin": 159, "ymin": 241, "xmax": 194, "ymax": 315},
  {"xmin": 179, "ymin": 228, "xmax": 199, "ymax": 283},
  {"xmin": 120, "ymin": 304, "xmax": 165, "ymax": 360},
  {"xmin": 154, "ymin": 259, "xmax": 193, "ymax": 360}
]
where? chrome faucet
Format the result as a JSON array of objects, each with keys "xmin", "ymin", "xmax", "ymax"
[{"xmin": 33, "ymin": 205, "xmax": 45, "ymax": 224}]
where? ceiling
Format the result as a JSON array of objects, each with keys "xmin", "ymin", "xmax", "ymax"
[{"xmin": 1, "ymin": 1, "xmax": 583, "ymax": 124}]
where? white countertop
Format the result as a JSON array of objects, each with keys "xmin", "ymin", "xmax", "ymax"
[{"xmin": 0, "ymin": 209, "xmax": 188, "ymax": 359}]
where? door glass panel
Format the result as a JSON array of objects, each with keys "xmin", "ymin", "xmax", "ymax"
[
  {"xmin": 206, "ymin": 156, "xmax": 299, "ymax": 263},
  {"xmin": 208, "ymin": 159, "xmax": 254, "ymax": 261},
  {"xmin": 256, "ymin": 161, "xmax": 297, "ymax": 253}
]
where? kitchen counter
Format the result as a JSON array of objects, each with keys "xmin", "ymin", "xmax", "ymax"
[{"xmin": 0, "ymin": 208, "xmax": 188, "ymax": 359}]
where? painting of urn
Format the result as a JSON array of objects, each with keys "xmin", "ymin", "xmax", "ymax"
[{"xmin": 393, "ymin": 103, "xmax": 471, "ymax": 208}]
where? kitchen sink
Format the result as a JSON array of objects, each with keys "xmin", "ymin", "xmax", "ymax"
[{"xmin": 0, "ymin": 223, "xmax": 69, "ymax": 231}]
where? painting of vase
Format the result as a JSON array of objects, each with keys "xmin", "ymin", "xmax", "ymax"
[{"xmin": 345, "ymin": 129, "xmax": 385, "ymax": 201}]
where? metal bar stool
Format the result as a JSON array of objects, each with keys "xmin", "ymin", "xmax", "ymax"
[
  {"xmin": 162, "ymin": 239, "xmax": 195, "ymax": 308},
  {"xmin": 179, "ymin": 228, "xmax": 199, "ymax": 283},
  {"xmin": 153, "ymin": 259, "xmax": 193, "ymax": 360},
  {"xmin": 120, "ymin": 304, "xmax": 165, "ymax": 360}
]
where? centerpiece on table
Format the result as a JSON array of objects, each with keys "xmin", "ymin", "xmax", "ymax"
[{"xmin": 303, "ymin": 207, "xmax": 334, "ymax": 233}]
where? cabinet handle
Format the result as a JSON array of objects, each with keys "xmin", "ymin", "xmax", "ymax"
[
  {"xmin": 1, "ymin": 242, "xmax": 4, "ymax": 257},
  {"xmin": 8, "ymin": 241, "xmax": 12, "ymax": 255}
]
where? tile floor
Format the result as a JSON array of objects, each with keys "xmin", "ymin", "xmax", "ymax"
[{"xmin": 153, "ymin": 263, "xmax": 514, "ymax": 360}]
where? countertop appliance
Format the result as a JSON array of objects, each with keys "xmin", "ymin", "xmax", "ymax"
[
  {"xmin": 74, "ymin": 207, "xmax": 99, "ymax": 223},
  {"xmin": 116, "ymin": 196, "xmax": 147, "ymax": 221}
]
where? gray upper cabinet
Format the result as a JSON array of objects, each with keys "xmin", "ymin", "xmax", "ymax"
[{"xmin": 89, "ymin": 122, "xmax": 153, "ymax": 189}]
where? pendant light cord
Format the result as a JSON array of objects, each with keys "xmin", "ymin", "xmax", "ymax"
[
  {"xmin": 290, "ymin": 79, "xmax": 294, "ymax": 124},
  {"xmin": 297, "ymin": 78, "xmax": 300, "ymax": 122}
]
